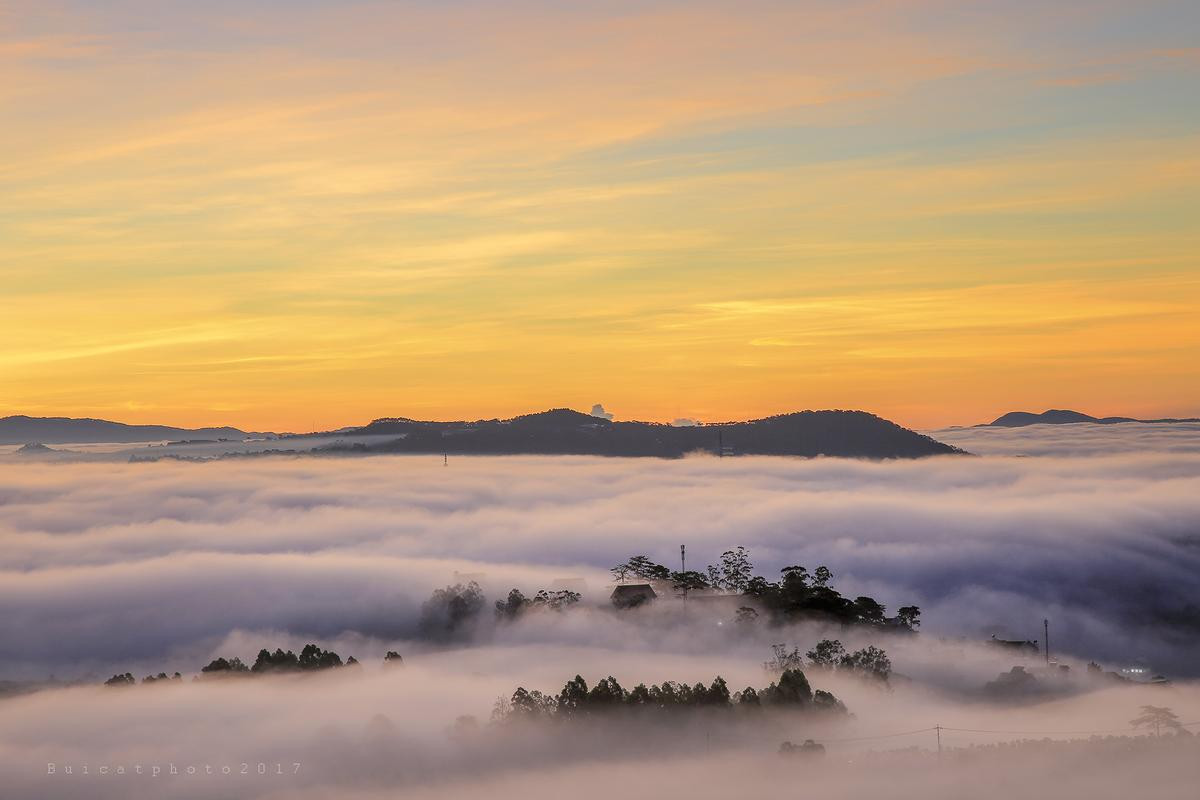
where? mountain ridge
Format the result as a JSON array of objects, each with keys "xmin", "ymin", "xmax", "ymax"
[
  {"xmin": 987, "ymin": 409, "xmax": 1200, "ymax": 428},
  {"xmin": 1, "ymin": 409, "xmax": 964, "ymax": 458},
  {"xmin": 322, "ymin": 407, "xmax": 963, "ymax": 459},
  {"xmin": 0, "ymin": 415, "xmax": 255, "ymax": 445}
]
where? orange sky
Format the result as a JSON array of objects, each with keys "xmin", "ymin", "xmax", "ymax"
[{"xmin": 1, "ymin": 1, "xmax": 1198, "ymax": 430}]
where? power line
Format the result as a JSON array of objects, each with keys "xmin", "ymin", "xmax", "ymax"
[
  {"xmin": 820, "ymin": 727, "xmax": 937, "ymax": 743},
  {"xmin": 811, "ymin": 719, "xmax": 1200, "ymax": 746},
  {"xmin": 947, "ymin": 726, "xmax": 1115, "ymax": 735},
  {"xmin": 942, "ymin": 720, "xmax": 1200, "ymax": 736}
]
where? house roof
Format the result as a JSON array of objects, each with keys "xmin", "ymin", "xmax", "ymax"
[{"xmin": 611, "ymin": 583, "xmax": 657, "ymax": 597}]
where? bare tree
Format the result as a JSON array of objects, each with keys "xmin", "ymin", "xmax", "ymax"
[{"xmin": 1130, "ymin": 705, "xmax": 1183, "ymax": 737}]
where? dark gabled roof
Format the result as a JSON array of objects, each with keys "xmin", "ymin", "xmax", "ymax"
[{"xmin": 611, "ymin": 583, "xmax": 657, "ymax": 597}]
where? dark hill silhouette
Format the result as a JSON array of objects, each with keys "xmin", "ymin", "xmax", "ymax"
[
  {"xmin": 327, "ymin": 408, "xmax": 961, "ymax": 459},
  {"xmin": 14, "ymin": 442, "xmax": 56, "ymax": 454},
  {"xmin": 0, "ymin": 415, "xmax": 252, "ymax": 445},
  {"xmin": 988, "ymin": 409, "xmax": 1199, "ymax": 427}
]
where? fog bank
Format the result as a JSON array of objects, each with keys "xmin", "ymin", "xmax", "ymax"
[{"xmin": 2, "ymin": 449, "xmax": 1199, "ymax": 677}]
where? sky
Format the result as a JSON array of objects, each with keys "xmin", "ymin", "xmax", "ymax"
[{"xmin": 2, "ymin": 0, "xmax": 1198, "ymax": 431}]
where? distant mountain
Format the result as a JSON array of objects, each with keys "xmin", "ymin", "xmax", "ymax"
[
  {"xmin": 323, "ymin": 408, "xmax": 962, "ymax": 459},
  {"xmin": 0, "ymin": 415, "xmax": 251, "ymax": 445},
  {"xmin": 987, "ymin": 409, "xmax": 1200, "ymax": 427},
  {"xmin": 15, "ymin": 442, "xmax": 56, "ymax": 454}
]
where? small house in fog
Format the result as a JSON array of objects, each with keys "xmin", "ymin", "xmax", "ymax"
[{"xmin": 611, "ymin": 583, "xmax": 656, "ymax": 609}]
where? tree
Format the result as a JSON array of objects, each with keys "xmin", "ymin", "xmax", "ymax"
[
  {"xmin": 839, "ymin": 646, "xmax": 892, "ymax": 682},
  {"xmin": 734, "ymin": 606, "xmax": 759, "ymax": 627},
  {"xmin": 650, "ymin": 681, "xmax": 684, "ymax": 708},
  {"xmin": 762, "ymin": 668, "xmax": 813, "ymax": 707},
  {"xmin": 104, "ymin": 673, "xmax": 135, "ymax": 687},
  {"xmin": 497, "ymin": 587, "xmax": 581, "ymax": 619},
  {"xmin": 852, "ymin": 596, "xmax": 886, "ymax": 624},
  {"xmin": 610, "ymin": 562, "xmax": 632, "ymax": 584},
  {"xmin": 670, "ymin": 570, "xmax": 710, "ymax": 598},
  {"xmin": 624, "ymin": 555, "xmax": 671, "ymax": 582},
  {"xmin": 780, "ymin": 565, "xmax": 809, "ymax": 590},
  {"xmin": 507, "ymin": 688, "xmax": 555, "ymax": 720},
  {"xmin": 252, "ymin": 648, "xmax": 300, "ymax": 673},
  {"xmin": 813, "ymin": 690, "xmax": 846, "ymax": 713},
  {"xmin": 587, "ymin": 676, "xmax": 628, "ymax": 709},
  {"xmin": 384, "ymin": 651, "xmax": 403, "ymax": 667},
  {"xmin": 201, "ymin": 656, "xmax": 249, "ymax": 674},
  {"xmin": 812, "ymin": 566, "xmax": 832, "ymax": 588},
  {"xmin": 703, "ymin": 676, "xmax": 731, "ymax": 706},
  {"xmin": 896, "ymin": 605, "xmax": 921, "ymax": 630},
  {"xmin": 805, "ymin": 639, "xmax": 846, "ymax": 669},
  {"xmin": 709, "ymin": 546, "xmax": 754, "ymax": 593},
  {"xmin": 765, "ymin": 643, "xmax": 805, "ymax": 673},
  {"xmin": 743, "ymin": 575, "xmax": 776, "ymax": 597},
  {"xmin": 298, "ymin": 643, "xmax": 343, "ymax": 670},
  {"xmin": 557, "ymin": 675, "xmax": 589, "ymax": 716},
  {"xmin": 627, "ymin": 683, "xmax": 653, "ymax": 706},
  {"xmin": 495, "ymin": 588, "xmax": 528, "ymax": 620},
  {"xmin": 532, "ymin": 589, "xmax": 581, "ymax": 610},
  {"xmin": 1130, "ymin": 705, "xmax": 1183, "ymax": 737},
  {"xmin": 419, "ymin": 581, "xmax": 485, "ymax": 640}
]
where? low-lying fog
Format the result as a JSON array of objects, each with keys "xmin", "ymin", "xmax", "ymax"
[
  {"xmin": 3, "ymin": 648, "xmax": 1197, "ymax": 800},
  {"xmin": 2, "ymin": 423, "xmax": 1198, "ymax": 798},
  {"xmin": 929, "ymin": 420, "xmax": 1200, "ymax": 456}
]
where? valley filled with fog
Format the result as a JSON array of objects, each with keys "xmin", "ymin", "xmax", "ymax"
[{"xmin": 2, "ymin": 423, "xmax": 1198, "ymax": 798}]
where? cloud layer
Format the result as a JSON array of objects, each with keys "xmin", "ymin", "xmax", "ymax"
[
  {"xmin": 929, "ymin": 421, "xmax": 1200, "ymax": 457},
  {"xmin": 2, "ymin": 442, "xmax": 1199, "ymax": 678},
  {"xmin": 3, "ymin": 430, "xmax": 1200, "ymax": 797}
]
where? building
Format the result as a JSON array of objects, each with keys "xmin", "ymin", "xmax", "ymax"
[{"xmin": 610, "ymin": 583, "xmax": 657, "ymax": 609}]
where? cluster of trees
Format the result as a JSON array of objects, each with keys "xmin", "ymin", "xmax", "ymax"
[
  {"xmin": 492, "ymin": 668, "xmax": 846, "ymax": 724},
  {"xmin": 612, "ymin": 547, "xmax": 921, "ymax": 630},
  {"xmin": 202, "ymin": 644, "xmax": 357, "ymax": 675},
  {"xmin": 418, "ymin": 546, "xmax": 920, "ymax": 640},
  {"xmin": 104, "ymin": 672, "xmax": 182, "ymax": 686},
  {"xmin": 765, "ymin": 640, "xmax": 893, "ymax": 683},
  {"xmin": 103, "ymin": 644, "xmax": 377, "ymax": 685},
  {"xmin": 779, "ymin": 739, "xmax": 826, "ymax": 757},
  {"xmin": 418, "ymin": 581, "xmax": 487, "ymax": 640},
  {"xmin": 495, "ymin": 588, "xmax": 582, "ymax": 620},
  {"xmin": 420, "ymin": 581, "xmax": 586, "ymax": 635}
]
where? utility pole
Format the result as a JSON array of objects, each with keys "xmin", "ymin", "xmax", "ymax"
[
  {"xmin": 443, "ymin": 451, "xmax": 448, "ymax": 467},
  {"xmin": 681, "ymin": 544, "xmax": 687, "ymax": 608},
  {"xmin": 936, "ymin": 725, "xmax": 942, "ymax": 759},
  {"xmin": 1044, "ymin": 618, "xmax": 1050, "ymax": 664}
]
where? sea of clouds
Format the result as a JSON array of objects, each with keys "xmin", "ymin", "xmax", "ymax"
[
  {"xmin": 3, "ymin": 428, "xmax": 1200, "ymax": 677},
  {"xmin": 2, "ymin": 423, "xmax": 1199, "ymax": 798}
]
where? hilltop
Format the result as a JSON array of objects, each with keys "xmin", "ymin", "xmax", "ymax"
[
  {"xmin": 322, "ymin": 408, "xmax": 962, "ymax": 459},
  {"xmin": 0, "ymin": 415, "xmax": 254, "ymax": 445},
  {"xmin": 988, "ymin": 409, "xmax": 1200, "ymax": 427}
]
